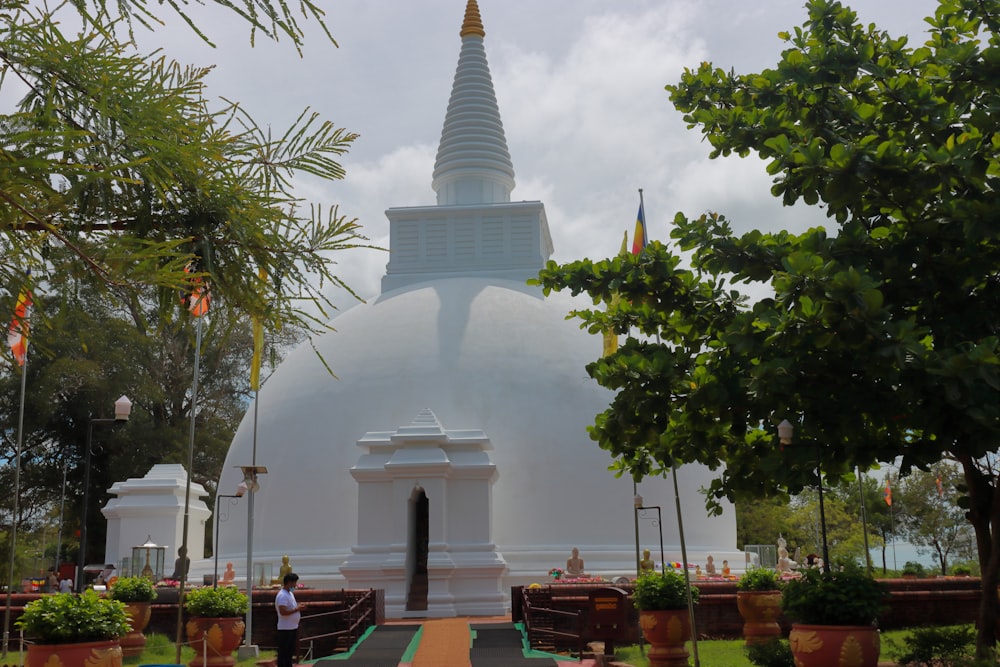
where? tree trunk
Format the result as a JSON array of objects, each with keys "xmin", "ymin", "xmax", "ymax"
[{"xmin": 959, "ymin": 455, "xmax": 999, "ymax": 657}]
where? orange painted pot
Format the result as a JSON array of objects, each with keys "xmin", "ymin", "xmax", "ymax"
[
  {"xmin": 736, "ymin": 590, "xmax": 783, "ymax": 645},
  {"xmin": 639, "ymin": 609, "xmax": 691, "ymax": 667},
  {"xmin": 185, "ymin": 616, "xmax": 246, "ymax": 667},
  {"xmin": 26, "ymin": 640, "xmax": 123, "ymax": 667},
  {"xmin": 788, "ymin": 623, "xmax": 880, "ymax": 667},
  {"xmin": 120, "ymin": 601, "xmax": 152, "ymax": 657}
]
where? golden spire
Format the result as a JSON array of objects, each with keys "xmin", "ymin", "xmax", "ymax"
[{"xmin": 460, "ymin": 0, "xmax": 485, "ymax": 38}]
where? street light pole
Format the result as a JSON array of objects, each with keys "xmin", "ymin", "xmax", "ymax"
[
  {"xmin": 77, "ymin": 396, "xmax": 132, "ymax": 593},
  {"xmin": 633, "ymin": 496, "xmax": 664, "ymax": 574},
  {"xmin": 238, "ymin": 465, "xmax": 267, "ymax": 660},
  {"xmin": 778, "ymin": 419, "xmax": 830, "ymax": 573},
  {"xmin": 213, "ymin": 485, "xmax": 246, "ymax": 588}
]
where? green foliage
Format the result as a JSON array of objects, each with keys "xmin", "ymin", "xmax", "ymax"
[
  {"xmin": 781, "ymin": 563, "xmax": 888, "ymax": 626},
  {"xmin": 537, "ymin": 0, "xmax": 1000, "ymax": 654},
  {"xmin": 109, "ymin": 576, "xmax": 158, "ymax": 603},
  {"xmin": 1, "ymin": 1, "xmax": 374, "ymax": 350},
  {"xmin": 902, "ymin": 561, "xmax": 927, "ymax": 578},
  {"xmin": 631, "ymin": 570, "xmax": 699, "ymax": 611},
  {"xmin": 744, "ymin": 638, "xmax": 795, "ymax": 667},
  {"xmin": 737, "ymin": 568, "xmax": 781, "ymax": 591},
  {"xmin": 951, "ymin": 562, "xmax": 974, "ymax": 576},
  {"xmin": 184, "ymin": 586, "xmax": 249, "ymax": 617},
  {"xmin": 887, "ymin": 625, "xmax": 977, "ymax": 667},
  {"xmin": 15, "ymin": 590, "xmax": 130, "ymax": 644}
]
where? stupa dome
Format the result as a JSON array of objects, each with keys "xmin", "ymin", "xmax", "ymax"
[{"xmin": 207, "ymin": 0, "xmax": 739, "ymax": 617}]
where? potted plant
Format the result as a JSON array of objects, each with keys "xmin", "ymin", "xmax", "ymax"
[
  {"xmin": 781, "ymin": 563, "xmax": 888, "ymax": 667},
  {"xmin": 16, "ymin": 590, "xmax": 130, "ymax": 667},
  {"xmin": 184, "ymin": 585, "xmax": 249, "ymax": 667},
  {"xmin": 108, "ymin": 576, "xmax": 158, "ymax": 657},
  {"xmin": 632, "ymin": 570, "xmax": 699, "ymax": 667},
  {"xmin": 736, "ymin": 567, "xmax": 783, "ymax": 645}
]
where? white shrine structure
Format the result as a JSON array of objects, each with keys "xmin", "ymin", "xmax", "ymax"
[{"xmin": 104, "ymin": 0, "xmax": 746, "ymax": 617}]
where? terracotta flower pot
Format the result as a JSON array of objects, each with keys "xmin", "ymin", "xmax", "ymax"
[
  {"xmin": 185, "ymin": 616, "xmax": 246, "ymax": 667},
  {"xmin": 736, "ymin": 590, "xmax": 783, "ymax": 645},
  {"xmin": 120, "ymin": 601, "xmax": 152, "ymax": 657},
  {"xmin": 26, "ymin": 640, "xmax": 123, "ymax": 667},
  {"xmin": 639, "ymin": 609, "xmax": 691, "ymax": 667},
  {"xmin": 788, "ymin": 623, "xmax": 880, "ymax": 667}
]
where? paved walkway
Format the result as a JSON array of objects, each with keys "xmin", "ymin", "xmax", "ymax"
[{"xmin": 393, "ymin": 618, "xmax": 601, "ymax": 667}]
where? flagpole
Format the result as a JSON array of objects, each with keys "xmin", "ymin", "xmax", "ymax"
[
  {"xmin": 2, "ymin": 352, "xmax": 28, "ymax": 658},
  {"xmin": 671, "ymin": 467, "xmax": 699, "ymax": 667},
  {"xmin": 175, "ymin": 313, "xmax": 204, "ymax": 663},
  {"xmin": 888, "ymin": 474, "xmax": 897, "ymax": 571}
]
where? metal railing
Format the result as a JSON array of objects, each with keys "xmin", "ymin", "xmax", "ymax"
[{"xmin": 297, "ymin": 590, "xmax": 377, "ymax": 659}]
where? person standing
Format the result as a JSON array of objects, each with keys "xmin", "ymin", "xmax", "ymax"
[{"xmin": 275, "ymin": 572, "xmax": 304, "ymax": 667}]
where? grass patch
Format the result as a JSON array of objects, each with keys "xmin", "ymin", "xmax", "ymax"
[
  {"xmin": 610, "ymin": 629, "xmax": 928, "ymax": 667},
  {"xmin": 124, "ymin": 633, "xmax": 276, "ymax": 667}
]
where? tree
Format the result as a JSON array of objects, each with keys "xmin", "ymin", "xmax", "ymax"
[
  {"xmin": 896, "ymin": 464, "xmax": 977, "ymax": 575},
  {"xmin": 537, "ymin": 0, "xmax": 1000, "ymax": 655},
  {"xmin": 0, "ymin": 247, "xmax": 299, "ymax": 581},
  {"xmin": 2, "ymin": 0, "xmax": 373, "ymax": 348}
]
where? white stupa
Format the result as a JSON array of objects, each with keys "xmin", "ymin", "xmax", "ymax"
[{"xmin": 206, "ymin": 0, "xmax": 743, "ymax": 617}]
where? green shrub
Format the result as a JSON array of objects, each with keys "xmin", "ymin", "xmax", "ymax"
[
  {"xmin": 632, "ymin": 570, "xmax": 699, "ymax": 611},
  {"xmin": 949, "ymin": 562, "xmax": 973, "ymax": 576},
  {"xmin": 737, "ymin": 567, "xmax": 781, "ymax": 591},
  {"xmin": 781, "ymin": 562, "xmax": 887, "ymax": 626},
  {"xmin": 16, "ymin": 590, "xmax": 130, "ymax": 644},
  {"xmin": 745, "ymin": 637, "xmax": 795, "ymax": 667},
  {"xmin": 887, "ymin": 625, "xmax": 975, "ymax": 666},
  {"xmin": 902, "ymin": 561, "xmax": 927, "ymax": 577},
  {"xmin": 184, "ymin": 585, "xmax": 248, "ymax": 617},
  {"xmin": 109, "ymin": 576, "xmax": 157, "ymax": 603}
]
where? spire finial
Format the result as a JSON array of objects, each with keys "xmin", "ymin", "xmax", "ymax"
[{"xmin": 460, "ymin": 0, "xmax": 485, "ymax": 38}]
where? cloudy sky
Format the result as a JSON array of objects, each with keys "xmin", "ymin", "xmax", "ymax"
[{"xmin": 135, "ymin": 0, "xmax": 939, "ymax": 309}]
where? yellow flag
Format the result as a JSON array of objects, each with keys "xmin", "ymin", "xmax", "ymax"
[
  {"xmin": 250, "ymin": 268, "xmax": 266, "ymax": 391},
  {"xmin": 602, "ymin": 230, "xmax": 629, "ymax": 357}
]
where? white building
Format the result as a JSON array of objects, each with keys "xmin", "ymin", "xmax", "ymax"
[{"xmin": 201, "ymin": 0, "xmax": 744, "ymax": 617}]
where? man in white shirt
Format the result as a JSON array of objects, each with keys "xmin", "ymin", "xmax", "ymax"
[{"xmin": 275, "ymin": 572, "xmax": 304, "ymax": 667}]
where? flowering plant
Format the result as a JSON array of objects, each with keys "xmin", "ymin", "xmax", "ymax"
[{"xmin": 548, "ymin": 568, "xmax": 563, "ymax": 579}]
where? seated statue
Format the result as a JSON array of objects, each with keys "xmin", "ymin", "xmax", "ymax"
[
  {"xmin": 279, "ymin": 554, "xmax": 292, "ymax": 579},
  {"xmin": 639, "ymin": 548, "xmax": 655, "ymax": 574},
  {"xmin": 721, "ymin": 560, "xmax": 731, "ymax": 577},
  {"xmin": 221, "ymin": 562, "xmax": 236, "ymax": 584},
  {"xmin": 776, "ymin": 546, "xmax": 797, "ymax": 574},
  {"xmin": 566, "ymin": 548, "xmax": 585, "ymax": 576},
  {"xmin": 169, "ymin": 546, "xmax": 190, "ymax": 581},
  {"xmin": 705, "ymin": 554, "xmax": 716, "ymax": 575}
]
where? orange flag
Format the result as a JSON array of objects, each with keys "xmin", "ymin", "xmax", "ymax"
[{"xmin": 7, "ymin": 282, "xmax": 32, "ymax": 366}]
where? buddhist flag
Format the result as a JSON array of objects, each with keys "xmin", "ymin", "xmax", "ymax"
[
  {"xmin": 7, "ymin": 282, "xmax": 32, "ymax": 366},
  {"xmin": 250, "ymin": 268, "xmax": 266, "ymax": 391},
  {"xmin": 883, "ymin": 477, "xmax": 892, "ymax": 506},
  {"xmin": 182, "ymin": 263, "xmax": 210, "ymax": 317},
  {"xmin": 631, "ymin": 201, "xmax": 648, "ymax": 255},
  {"xmin": 602, "ymin": 231, "xmax": 629, "ymax": 357}
]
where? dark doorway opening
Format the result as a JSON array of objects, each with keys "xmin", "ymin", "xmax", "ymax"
[{"xmin": 406, "ymin": 489, "xmax": 429, "ymax": 611}]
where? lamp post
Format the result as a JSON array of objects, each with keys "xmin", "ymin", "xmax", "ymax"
[
  {"xmin": 633, "ymin": 494, "xmax": 664, "ymax": 574},
  {"xmin": 213, "ymin": 483, "xmax": 247, "ymax": 588},
  {"xmin": 238, "ymin": 465, "xmax": 267, "ymax": 660},
  {"xmin": 78, "ymin": 395, "xmax": 132, "ymax": 593},
  {"xmin": 778, "ymin": 419, "xmax": 830, "ymax": 573}
]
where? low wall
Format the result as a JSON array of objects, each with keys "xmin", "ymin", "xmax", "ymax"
[
  {"xmin": 0, "ymin": 576, "xmax": 984, "ymax": 648},
  {"xmin": 512, "ymin": 576, "xmax": 983, "ymax": 640}
]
